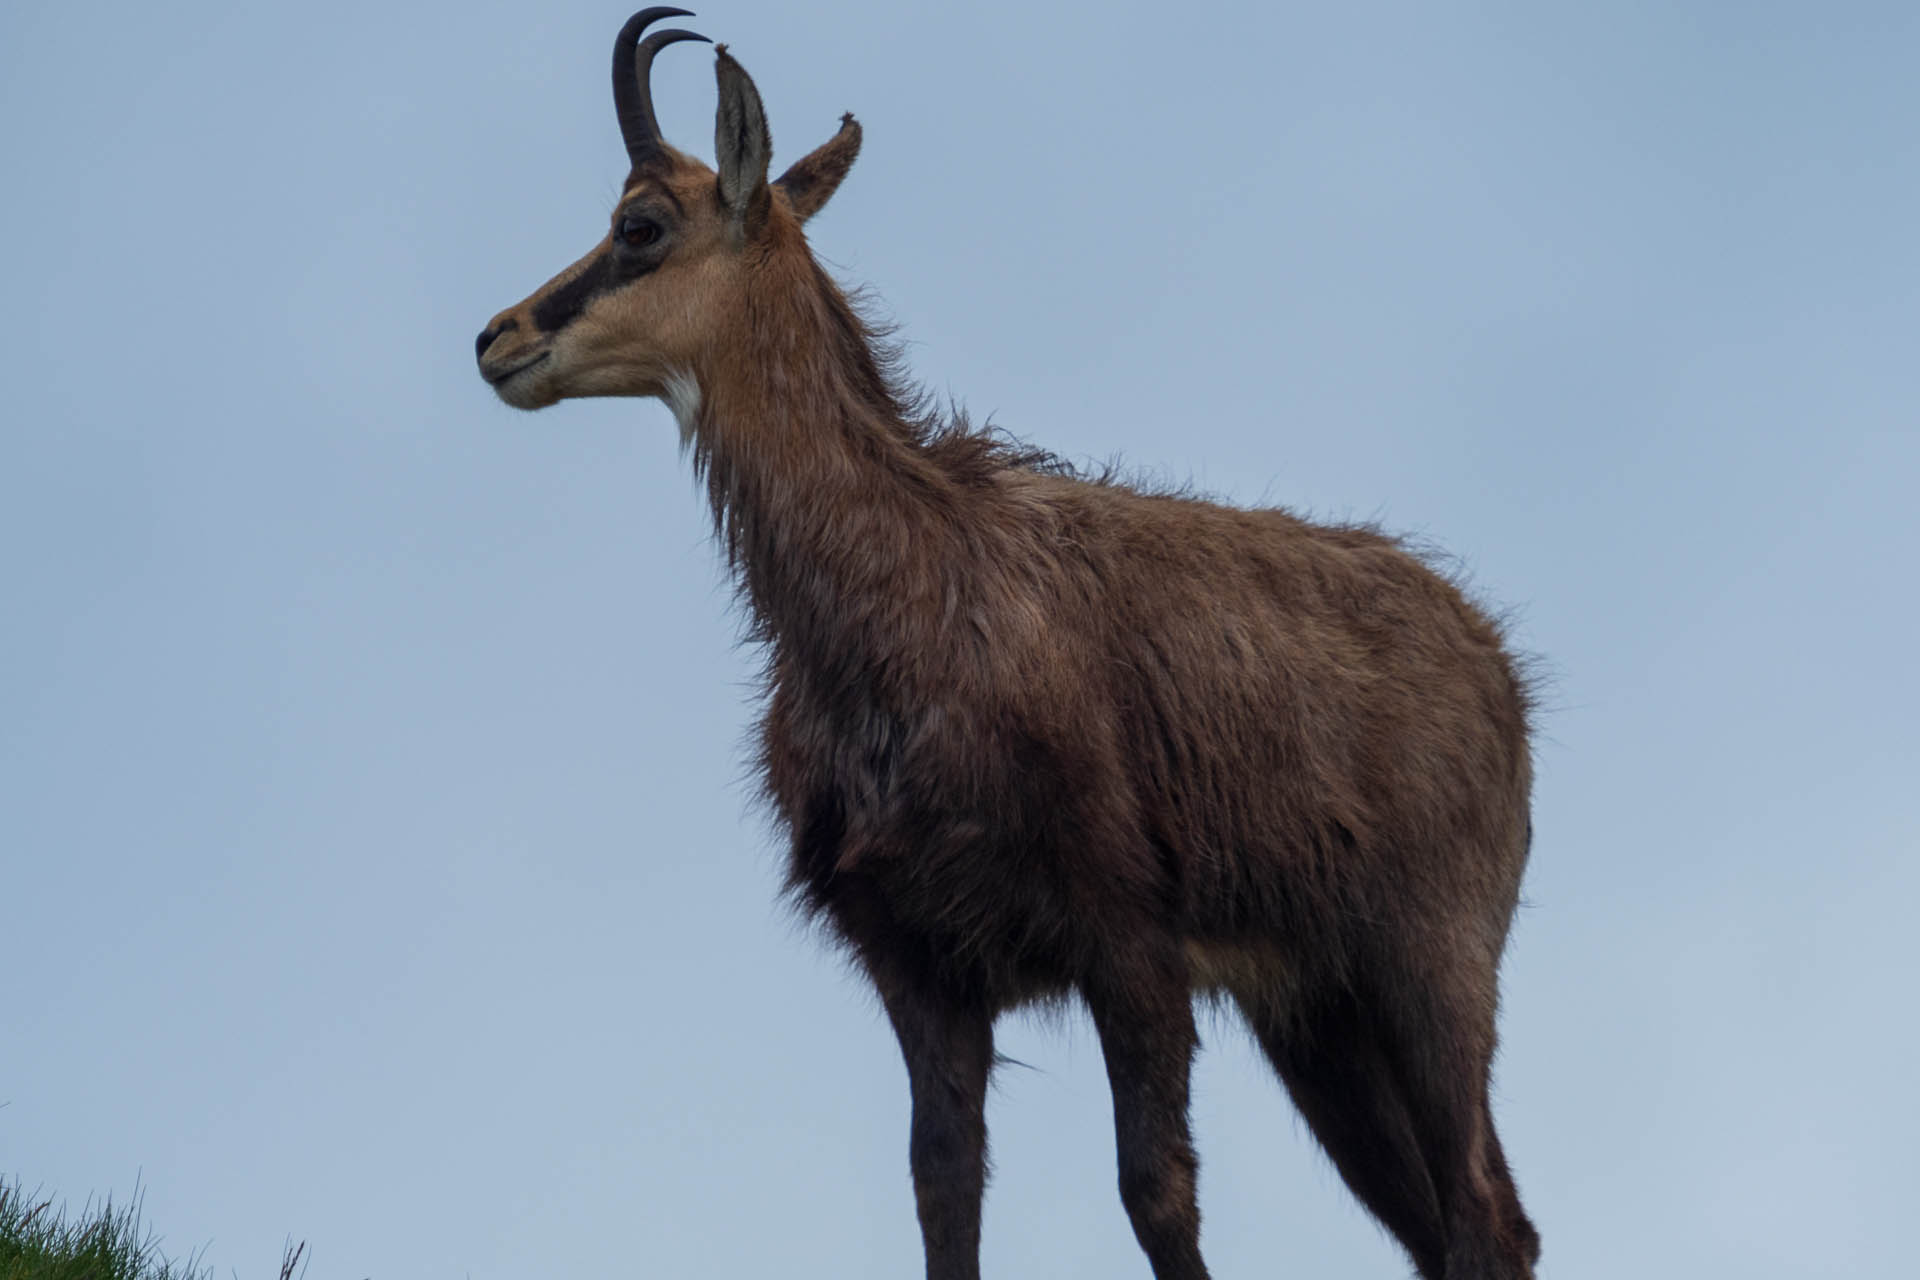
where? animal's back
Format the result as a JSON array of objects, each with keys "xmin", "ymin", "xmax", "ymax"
[
  {"xmin": 998, "ymin": 472, "xmax": 1536, "ymax": 970},
  {"xmin": 768, "ymin": 464, "xmax": 1534, "ymax": 998}
]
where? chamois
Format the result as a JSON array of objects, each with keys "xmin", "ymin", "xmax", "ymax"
[{"xmin": 475, "ymin": 10, "xmax": 1543, "ymax": 1279}]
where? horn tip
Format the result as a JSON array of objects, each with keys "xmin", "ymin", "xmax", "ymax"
[{"xmin": 618, "ymin": 7, "xmax": 698, "ymax": 42}]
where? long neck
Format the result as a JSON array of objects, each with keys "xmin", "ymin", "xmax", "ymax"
[{"xmin": 685, "ymin": 252, "xmax": 968, "ymax": 683}]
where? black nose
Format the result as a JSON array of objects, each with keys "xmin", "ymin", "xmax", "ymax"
[{"xmin": 475, "ymin": 317, "xmax": 519, "ymax": 363}]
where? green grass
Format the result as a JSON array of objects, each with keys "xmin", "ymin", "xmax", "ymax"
[{"xmin": 0, "ymin": 1179, "xmax": 305, "ymax": 1280}]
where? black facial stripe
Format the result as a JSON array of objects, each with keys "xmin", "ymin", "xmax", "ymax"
[
  {"xmin": 530, "ymin": 233, "xmax": 672, "ymax": 335},
  {"xmin": 532, "ymin": 252, "xmax": 613, "ymax": 334}
]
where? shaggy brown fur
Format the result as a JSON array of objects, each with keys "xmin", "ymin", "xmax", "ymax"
[{"xmin": 477, "ymin": 13, "xmax": 1542, "ymax": 1280}]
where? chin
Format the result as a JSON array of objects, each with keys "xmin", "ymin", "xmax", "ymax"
[{"xmin": 494, "ymin": 376, "xmax": 561, "ymax": 411}]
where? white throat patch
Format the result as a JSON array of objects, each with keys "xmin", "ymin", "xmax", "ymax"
[{"xmin": 663, "ymin": 369, "xmax": 703, "ymax": 447}]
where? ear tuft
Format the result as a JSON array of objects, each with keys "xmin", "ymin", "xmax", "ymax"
[{"xmin": 775, "ymin": 113, "xmax": 863, "ymax": 224}]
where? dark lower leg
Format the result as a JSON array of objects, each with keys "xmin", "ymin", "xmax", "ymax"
[
  {"xmin": 1240, "ymin": 990, "xmax": 1448, "ymax": 1278},
  {"xmin": 876, "ymin": 972, "xmax": 994, "ymax": 1280},
  {"xmin": 1388, "ymin": 996, "xmax": 1536, "ymax": 1280},
  {"xmin": 1084, "ymin": 957, "xmax": 1211, "ymax": 1280},
  {"xmin": 1425, "ymin": 1111, "xmax": 1537, "ymax": 1280},
  {"xmin": 1483, "ymin": 1124, "xmax": 1540, "ymax": 1271}
]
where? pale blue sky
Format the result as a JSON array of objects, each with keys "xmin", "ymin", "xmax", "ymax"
[{"xmin": 3, "ymin": 2, "xmax": 1916, "ymax": 1277}]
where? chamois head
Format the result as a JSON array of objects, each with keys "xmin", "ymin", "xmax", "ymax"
[{"xmin": 475, "ymin": 7, "xmax": 861, "ymax": 414}]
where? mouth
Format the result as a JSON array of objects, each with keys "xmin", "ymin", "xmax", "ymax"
[{"xmin": 481, "ymin": 351, "xmax": 550, "ymax": 386}]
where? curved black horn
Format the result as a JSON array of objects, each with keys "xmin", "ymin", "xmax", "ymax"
[{"xmin": 613, "ymin": 8, "xmax": 711, "ymax": 168}]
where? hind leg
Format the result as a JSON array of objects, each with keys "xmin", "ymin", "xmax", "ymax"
[
  {"xmin": 1234, "ymin": 986, "xmax": 1449, "ymax": 1278},
  {"xmin": 1376, "ymin": 973, "xmax": 1539, "ymax": 1280},
  {"xmin": 1482, "ymin": 1122, "xmax": 1541, "ymax": 1272},
  {"xmin": 1239, "ymin": 973, "xmax": 1537, "ymax": 1280}
]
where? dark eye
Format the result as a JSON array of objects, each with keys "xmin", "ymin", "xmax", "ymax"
[{"xmin": 618, "ymin": 214, "xmax": 661, "ymax": 248}]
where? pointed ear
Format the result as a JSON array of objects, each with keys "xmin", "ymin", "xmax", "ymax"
[
  {"xmin": 713, "ymin": 46, "xmax": 772, "ymax": 237},
  {"xmin": 775, "ymin": 113, "xmax": 862, "ymax": 223}
]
